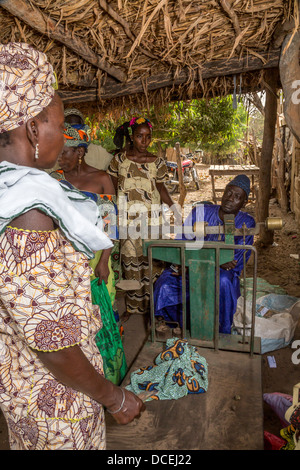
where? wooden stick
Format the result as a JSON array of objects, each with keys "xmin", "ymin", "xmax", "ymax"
[
  {"xmin": 220, "ymin": 0, "xmax": 242, "ymax": 54},
  {"xmin": 98, "ymin": 0, "xmax": 160, "ymax": 61},
  {"xmin": 175, "ymin": 142, "xmax": 187, "ymax": 208}
]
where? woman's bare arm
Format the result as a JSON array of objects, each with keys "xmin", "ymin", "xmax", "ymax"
[
  {"xmin": 109, "ymin": 175, "xmax": 118, "ymax": 193},
  {"xmin": 11, "ymin": 209, "xmax": 144, "ymax": 424},
  {"xmin": 35, "ymin": 345, "xmax": 144, "ymax": 424},
  {"xmin": 101, "ymin": 172, "xmax": 116, "ymax": 195}
]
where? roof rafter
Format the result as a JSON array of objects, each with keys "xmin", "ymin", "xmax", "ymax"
[{"xmin": 59, "ymin": 49, "xmax": 281, "ymax": 103}]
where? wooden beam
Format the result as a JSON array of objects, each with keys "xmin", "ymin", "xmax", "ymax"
[
  {"xmin": 58, "ymin": 49, "xmax": 281, "ymax": 103},
  {"xmin": 0, "ymin": 0, "xmax": 126, "ymax": 82}
]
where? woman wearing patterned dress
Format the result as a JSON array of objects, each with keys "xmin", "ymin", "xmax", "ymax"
[
  {"xmin": 0, "ymin": 43, "xmax": 144, "ymax": 450},
  {"xmin": 107, "ymin": 117, "xmax": 178, "ymax": 320},
  {"xmin": 51, "ymin": 122, "xmax": 126, "ymax": 386}
]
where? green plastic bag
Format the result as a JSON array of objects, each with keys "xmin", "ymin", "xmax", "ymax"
[
  {"xmin": 91, "ymin": 278, "xmax": 127, "ymax": 385},
  {"xmin": 240, "ymin": 277, "xmax": 286, "ymax": 301}
]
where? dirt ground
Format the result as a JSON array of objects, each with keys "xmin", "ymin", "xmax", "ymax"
[{"xmin": 0, "ymin": 163, "xmax": 299, "ymax": 450}]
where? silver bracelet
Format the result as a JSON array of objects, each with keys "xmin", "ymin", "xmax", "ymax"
[{"xmin": 107, "ymin": 388, "xmax": 126, "ymax": 414}]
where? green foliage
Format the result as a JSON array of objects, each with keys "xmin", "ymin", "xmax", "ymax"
[
  {"xmin": 192, "ymin": 97, "xmax": 246, "ymax": 154},
  {"xmin": 248, "ymin": 108, "xmax": 264, "ymax": 144},
  {"xmin": 165, "ymin": 96, "xmax": 247, "ymax": 155},
  {"xmin": 85, "ymin": 95, "xmax": 248, "ymax": 156},
  {"xmin": 85, "ymin": 115, "xmax": 123, "ymax": 152}
]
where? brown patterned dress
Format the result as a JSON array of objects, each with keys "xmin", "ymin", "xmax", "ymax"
[
  {"xmin": 107, "ymin": 152, "xmax": 168, "ymax": 315},
  {"xmin": 0, "ymin": 226, "xmax": 106, "ymax": 450}
]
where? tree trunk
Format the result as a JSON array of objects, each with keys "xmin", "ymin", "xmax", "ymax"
[{"xmin": 256, "ymin": 68, "xmax": 278, "ymax": 245}]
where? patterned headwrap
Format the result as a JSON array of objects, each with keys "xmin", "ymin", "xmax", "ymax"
[
  {"xmin": 64, "ymin": 122, "xmax": 91, "ymax": 149},
  {"xmin": 0, "ymin": 42, "xmax": 56, "ymax": 133},
  {"xmin": 227, "ymin": 174, "xmax": 250, "ymax": 199}
]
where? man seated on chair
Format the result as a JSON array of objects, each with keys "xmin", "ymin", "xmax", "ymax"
[{"xmin": 154, "ymin": 174, "xmax": 255, "ymax": 335}]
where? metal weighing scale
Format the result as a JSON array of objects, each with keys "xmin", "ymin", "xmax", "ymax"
[{"xmin": 106, "ymin": 216, "xmax": 283, "ymax": 451}]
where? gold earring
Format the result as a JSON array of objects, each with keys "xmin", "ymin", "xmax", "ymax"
[
  {"xmin": 34, "ymin": 143, "xmax": 39, "ymax": 160},
  {"xmin": 78, "ymin": 155, "xmax": 82, "ymax": 166}
]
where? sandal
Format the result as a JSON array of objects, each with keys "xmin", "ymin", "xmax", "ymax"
[
  {"xmin": 155, "ymin": 316, "xmax": 165, "ymax": 327},
  {"xmin": 155, "ymin": 320, "xmax": 172, "ymax": 340},
  {"xmin": 173, "ymin": 326, "xmax": 182, "ymax": 337}
]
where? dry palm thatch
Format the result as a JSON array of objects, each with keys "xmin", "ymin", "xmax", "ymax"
[{"xmin": 0, "ymin": 0, "xmax": 298, "ymax": 116}]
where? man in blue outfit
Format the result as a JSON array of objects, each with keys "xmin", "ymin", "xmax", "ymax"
[{"xmin": 154, "ymin": 174, "xmax": 255, "ymax": 334}]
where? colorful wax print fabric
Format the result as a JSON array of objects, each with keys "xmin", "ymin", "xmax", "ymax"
[
  {"xmin": 0, "ymin": 227, "xmax": 106, "ymax": 450},
  {"xmin": 0, "ymin": 162, "xmax": 112, "ymax": 258},
  {"xmin": 107, "ymin": 153, "xmax": 168, "ymax": 314},
  {"xmin": 126, "ymin": 337, "xmax": 208, "ymax": 401}
]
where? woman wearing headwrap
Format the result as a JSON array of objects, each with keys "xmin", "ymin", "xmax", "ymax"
[
  {"xmin": 51, "ymin": 121, "xmax": 126, "ymax": 386},
  {"xmin": 0, "ymin": 42, "xmax": 144, "ymax": 451},
  {"xmin": 52, "ymin": 122, "xmax": 116, "ymax": 282},
  {"xmin": 64, "ymin": 107, "xmax": 114, "ymax": 170},
  {"xmin": 107, "ymin": 117, "xmax": 178, "ymax": 320}
]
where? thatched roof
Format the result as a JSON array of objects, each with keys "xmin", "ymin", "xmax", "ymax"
[{"xmin": 0, "ymin": 0, "xmax": 298, "ymax": 116}]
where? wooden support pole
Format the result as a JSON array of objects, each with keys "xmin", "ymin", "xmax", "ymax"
[
  {"xmin": 0, "ymin": 0, "xmax": 125, "ymax": 82},
  {"xmin": 175, "ymin": 142, "xmax": 186, "ymax": 208},
  {"xmin": 275, "ymin": 102, "xmax": 288, "ymax": 211},
  {"xmin": 256, "ymin": 68, "xmax": 279, "ymax": 245}
]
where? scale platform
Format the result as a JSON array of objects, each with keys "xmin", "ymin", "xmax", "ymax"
[{"xmin": 106, "ymin": 340, "xmax": 263, "ymax": 451}]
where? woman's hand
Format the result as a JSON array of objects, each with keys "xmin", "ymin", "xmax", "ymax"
[
  {"xmin": 94, "ymin": 249, "xmax": 111, "ymax": 284},
  {"xmin": 170, "ymin": 264, "xmax": 187, "ymax": 277},
  {"xmin": 156, "ymin": 182, "xmax": 175, "ymax": 208},
  {"xmin": 107, "ymin": 387, "xmax": 145, "ymax": 425}
]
